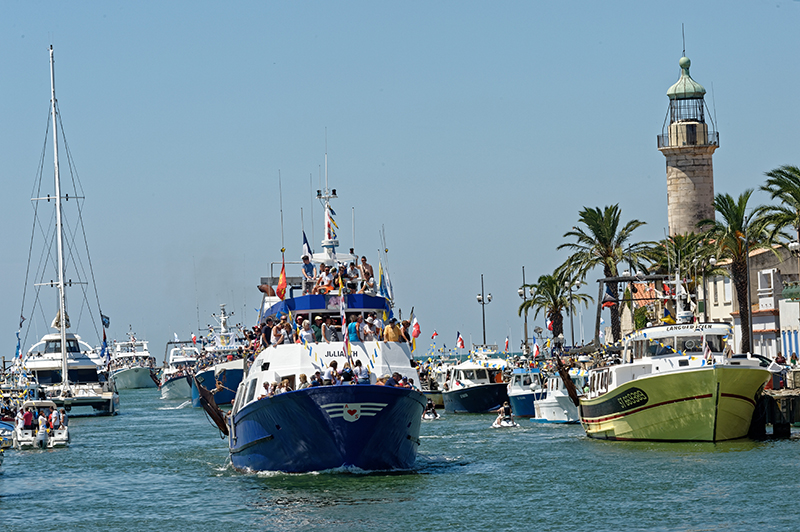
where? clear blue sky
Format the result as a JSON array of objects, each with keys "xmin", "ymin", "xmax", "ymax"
[{"xmin": 1, "ymin": 1, "xmax": 798, "ymax": 359}]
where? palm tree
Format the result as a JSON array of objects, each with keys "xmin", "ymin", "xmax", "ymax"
[
  {"xmin": 518, "ymin": 272, "xmax": 591, "ymax": 341},
  {"xmin": 698, "ymin": 190, "xmax": 774, "ymax": 353},
  {"xmin": 760, "ymin": 164, "xmax": 800, "ymax": 243},
  {"xmin": 557, "ymin": 204, "xmax": 652, "ymax": 343}
]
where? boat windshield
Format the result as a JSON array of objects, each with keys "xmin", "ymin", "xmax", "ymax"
[
  {"xmin": 44, "ymin": 339, "xmax": 82, "ymax": 354},
  {"xmin": 647, "ymin": 339, "xmax": 674, "ymax": 356}
]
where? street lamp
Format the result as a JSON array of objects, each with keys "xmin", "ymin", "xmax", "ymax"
[
  {"xmin": 518, "ymin": 266, "xmax": 530, "ymax": 354},
  {"xmin": 564, "ymin": 280, "xmax": 581, "ymax": 347},
  {"xmin": 477, "ymin": 273, "xmax": 492, "ymax": 345}
]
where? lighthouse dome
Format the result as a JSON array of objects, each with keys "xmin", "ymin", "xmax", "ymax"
[{"xmin": 667, "ymin": 56, "xmax": 706, "ymax": 100}]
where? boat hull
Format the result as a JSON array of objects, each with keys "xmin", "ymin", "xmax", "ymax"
[
  {"xmin": 161, "ymin": 375, "xmax": 192, "ymax": 400},
  {"xmin": 508, "ymin": 389, "xmax": 545, "ymax": 417},
  {"xmin": 113, "ymin": 367, "xmax": 157, "ymax": 389},
  {"xmin": 229, "ymin": 385, "xmax": 425, "ymax": 473},
  {"xmin": 191, "ymin": 363, "xmax": 244, "ymax": 407},
  {"xmin": 442, "ymin": 383, "xmax": 508, "ymax": 413},
  {"xmin": 580, "ymin": 365, "xmax": 770, "ymax": 441}
]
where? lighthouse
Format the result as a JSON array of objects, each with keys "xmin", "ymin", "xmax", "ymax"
[{"xmin": 658, "ymin": 56, "xmax": 719, "ymax": 236}]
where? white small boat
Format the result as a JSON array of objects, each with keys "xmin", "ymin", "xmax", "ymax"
[
  {"xmin": 491, "ymin": 416, "xmax": 519, "ymax": 428},
  {"xmin": 160, "ymin": 343, "xmax": 200, "ymax": 400},
  {"xmin": 532, "ymin": 370, "xmax": 583, "ymax": 424},
  {"xmin": 12, "ymin": 400, "xmax": 69, "ymax": 449},
  {"xmin": 111, "ymin": 330, "xmax": 158, "ymax": 389}
]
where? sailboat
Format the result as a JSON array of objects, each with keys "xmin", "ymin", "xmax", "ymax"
[{"xmin": 17, "ymin": 46, "xmax": 119, "ymax": 416}]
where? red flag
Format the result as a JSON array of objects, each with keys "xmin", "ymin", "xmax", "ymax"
[
  {"xmin": 431, "ymin": 330, "xmax": 438, "ymax": 340},
  {"xmin": 504, "ymin": 337, "xmax": 509, "ymax": 352},
  {"xmin": 192, "ymin": 333, "xmax": 197, "ymax": 346},
  {"xmin": 276, "ymin": 256, "xmax": 287, "ymax": 300}
]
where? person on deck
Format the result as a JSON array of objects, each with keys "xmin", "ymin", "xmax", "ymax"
[
  {"xmin": 362, "ymin": 317, "xmax": 377, "ymax": 341},
  {"xmin": 301, "ymin": 256, "xmax": 317, "ymax": 294},
  {"xmin": 347, "ymin": 315, "xmax": 362, "ymax": 343},
  {"xmin": 359, "ymin": 256, "xmax": 374, "ymax": 283},
  {"xmin": 297, "ymin": 374, "xmax": 310, "ymax": 389},
  {"xmin": 399, "ymin": 320, "xmax": 411, "ymax": 344},
  {"xmin": 312, "ymin": 316, "xmax": 323, "ymax": 342},
  {"xmin": 354, "ymin": 359, "xmax": 370, "ymax": 384},
  {"xmin": 383, "ymin": 318, "xmax": 401, "ymax": 342},
  {"xmin": 23, "ymin": 408, "xmax": 33, "ymax": 431},
  {"xmin": 299, "ymin": 320, "xmax": 315, "ymax": 345},
  {"xmin": 323, "ymin": 361, "xmax": 339, "ymax": 385},
  {"xmin": 323, "ymin": 316, "xmax": 337, "ymax": 343},
  {"xmin": 59, "ymin": 408, "xmax": 68, "ymax": 428}
]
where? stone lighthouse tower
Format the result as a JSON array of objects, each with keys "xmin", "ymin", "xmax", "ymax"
[{"xmin": 658, "ymin": 56, "xmax": 719, "ymax": 236}]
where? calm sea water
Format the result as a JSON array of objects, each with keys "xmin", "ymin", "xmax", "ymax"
[{"xmin": 1, "ymin": 389, "xmax": 798, "ymax": 531}]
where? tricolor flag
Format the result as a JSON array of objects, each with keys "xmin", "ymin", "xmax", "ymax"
[
  {"xmin": 601, "ymin": 286, "xmax": 617, "ymax": 309},
  {"xmin": 431, "ymin": 330, "xmax": 438, "ymax": 340},
  {"xmin": 277, "ymin": 255, "xmax": 287, "ymax": 300},
  {"xmin": 704, "ymin": 341, "xmax": 713, "ymax": 363},
  {"xmin": 532, "ymin": 338, "xmax": 541, "ymax": 357},
  {"xmin": 546, "ymin": 317, "xmax": 553, "ymax": 331},
  {"xmin": 504, "ymin": 336, "xmax": 509, "ymax": 352},
  {"xmin": 456, "ymin": 332, "xmax": 465, "ymax": 349},
  {"xmin": 302, "ymin": 230, "xmax": 313, "ymax": 259}
]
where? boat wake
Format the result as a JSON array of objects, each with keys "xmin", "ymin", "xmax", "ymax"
[{"xmin": 157, "ymin": 400, "xmax": 192, "ymax": 410}]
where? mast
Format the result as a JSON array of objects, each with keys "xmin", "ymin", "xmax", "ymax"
[{"xmin": 50, "ymin": 45, "xmax": 70, "ymax": 391}]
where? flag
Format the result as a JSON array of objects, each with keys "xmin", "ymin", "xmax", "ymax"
[
  {"xmin": 276, "ymin": 255, "xmax": 287, "ymax": 300},
  {"xmin": 532, "ymin": 339, "xmax": 541, "ymax": 357},
  {"xmin": 377, "ymin": 261, "xmax": 389, "ymax": 298},
  {"xmin": 15, "ymin": 330, "xmax": 21, "ymax": 360},
  {"xmin": 660, "ymin": 307, "xmax": 676, "ymax": 325},
  {"xmin": 456, "ymin": 332, "xmax": 465, "ymax": 349},
  {"xmin": 101, "ymin": 314, "xmax": 110, "ymax": 328},
  {"xmin": 101, "ymin": 329, "xmax": 109, "ymax": 364},
  {"xmin": 302, "ymin": 230, "xmax": 313, "ymax": 259},
  {"xmin": 704, "ymin": 341, "xmax": 713, "ymax": 363},
  {"xmin": 601, "ymin": 286, "xmax": 617, "ymax": 308},
  {"xmin": 192, "ymin": 333, "xmax": 197, "ymax": 346},
  {"xmin": 410, "ymin": 309, "xmax": 420, "ymax": 352},
  {"xmin": 546, "ymin": 317, "xmax": 553, "ymax": 331},
  {"xmin": 504, "ymin": 336, "xmax": 509, "ymax": 352},
  {"xmin": 19, "ymin": 315, "xmax": 26, "ymax": 329},
  {"xmin": 174, "ymin": 332, "xmax": 180, "ymax": 342},
  {"xmin": 431, "ymin": 330, "xmax": 438, "ymax": 340}
]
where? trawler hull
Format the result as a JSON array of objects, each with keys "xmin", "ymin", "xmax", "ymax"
[
  {"xmin": 580, "ymin": 365, "xmax": 769, "ymax": 442},
  {"xmin": 442, "ymin": 383, "xmax": 508, "ymax": 413},
  {"xmin": 229, "ymin": 385, "xmax": 425, "ymax": 473}
]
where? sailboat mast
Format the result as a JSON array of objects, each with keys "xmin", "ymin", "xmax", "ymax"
[{"xmin": 50, "ymin": 45, "xmax": 70, "ymax": 390}]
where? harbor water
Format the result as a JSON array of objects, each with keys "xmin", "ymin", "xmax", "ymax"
[{"xmin": 2, "ymin": 389, "xmax": 798, "ymax": 531}]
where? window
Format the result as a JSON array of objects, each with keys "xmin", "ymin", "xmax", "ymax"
[
  {"xmin": 245, "ymin": 379, "xmax": 257, "ymax": 404},
  {"xmin": 462, "ymin": 370, "xmax": 475, "ymax": 380},
  {"xmin": 713, "ymin": 278, "xmax": 719, "ymax": 305},
  {"xmin": 476, "ymin": 369, "xmax": 488, "ymax": 381},
  {"xmin": 522, "ymin": 375, "xmax": 532, "ymax": 386},
  {"xmin": 723, "ymin": 278, "xmax": 732, "ymax": 303}
]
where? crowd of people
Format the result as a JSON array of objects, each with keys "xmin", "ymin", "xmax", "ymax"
[
  {"xmin": 254, "ymin": 312, "xmax": 413, "ymax": 350},
  {"xmin": 5, "ymin": 402, "xmax": 68, "ymax": 433},
  {"xmin": 302, "ymin": 255, "xmax": 376, "ymax": 295}
]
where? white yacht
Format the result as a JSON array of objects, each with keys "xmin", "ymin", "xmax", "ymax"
[
  {"xmin": 111, "ymin": 331, "xmax": 158, "ymax": 389},
  {"xmin": 160, "ymin": 343, "xmax": 200, "ymax": 400},
  {"xmin": 24, "ymin": 333, "xmax": 119, "ymax": 416},
  {"xmin": 532, "ymin": 369, "xmax": 584, "ymax": 423}
]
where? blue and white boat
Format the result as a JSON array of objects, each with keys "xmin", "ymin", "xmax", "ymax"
[
  {"xmin": 507, "ymin": 366, "xmax": 545, "ymax": 417},
  {"xmin": 225, "ymin": 179, "xmax": 425, "ymax": 473},
  {"xmin": 442, "ymin": 350, "xmax": 509, "ymax": 413},
  {"xmin": 191, "ymin": 305, "xmax": 247, "ymax": 407}
]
